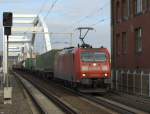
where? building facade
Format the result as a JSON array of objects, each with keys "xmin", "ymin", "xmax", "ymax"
[
  {"xmin": 111, "ymin": 0, "xmax": 150, "ymax": 96},
  {"xmin": 112, "ymin": 0, "xmax": 150, "ymax": 70}
]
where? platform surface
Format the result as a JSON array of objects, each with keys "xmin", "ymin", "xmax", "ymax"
[
  {"xmin": 0, "ymin": 73, "xmax": 38, "ymax": 114},
  {"xmin": 15, "ymin": 72, "xmax": 64, "ymax": 114}
]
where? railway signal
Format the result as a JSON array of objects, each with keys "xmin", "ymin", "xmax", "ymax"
[
  {"xmin": 3, "ymin": 12, "xmax": 13, "ymax": 27},
  {"xmin": 3, "ymin": 12, "xmax": 13, "ymax": 104},
  {"xmin": 3, "ymin": 12, "xmax": 13, "ymax": 35}
]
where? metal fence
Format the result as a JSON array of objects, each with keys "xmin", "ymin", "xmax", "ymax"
[{"xmin": 112, "ymin": 69, "xmax": 150, "ymax": 97}]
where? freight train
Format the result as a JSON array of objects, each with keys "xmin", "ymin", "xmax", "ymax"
[
  {"xmin": 13, "ymin": 27, "xmax": 111, "ymax": 93},
  {"xmin": 13, "ymin": 46, "xmax": 111, "ymax": 93}
]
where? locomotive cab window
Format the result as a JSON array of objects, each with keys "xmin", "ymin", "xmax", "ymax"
[
  {"xmin": 81, "ymin": 52, "xmax": 106, "ymax": 62},
  {"xmin": 94, "ymin": 52, "xmax": 106, "ymax": 62}
]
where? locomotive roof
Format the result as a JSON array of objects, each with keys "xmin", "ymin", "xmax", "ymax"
[{"xmin": 59, "ymin": 47, "xmax": 108, "ymax": 55}]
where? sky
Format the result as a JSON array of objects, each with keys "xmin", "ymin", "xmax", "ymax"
[{"xmin": 0, "ymin": 0, "xmax": 111, "ymax": 53}]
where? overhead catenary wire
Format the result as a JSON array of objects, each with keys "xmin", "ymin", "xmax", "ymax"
[
  {"xmin": 90, "ymin": 17, "xmax": 110, "ymax": 27},
  {"xmin": 23, "ymin": 0, "xmax": 49, "ymax": 34},
  {"xmin": 22, "ymin": 0, "xmax": 60, "ymax": 54},
  {"xmin": 64, "ymin": 1, "xmax": 110, "ymax": 31},
  {"xmin": 22, "ymin": 0, "xmax": 60, "ymax": 52},
  {"xmin": 24, "ymin": 0, "xmax": 59, "ymax": 34},
  {"xmin": 43, "ymin": 0, "xmax": 59, "ymax": 21},
  {"xmin": 37, "ymin": 0, "xmax": 48, "ymax": 16},
  {"xmin": 32, "ymin": 0, "xmax": 60, "ymax": 36},
  {"xmin": 74, "ymin": 1, "xmax": 110, "ymax": 24}
]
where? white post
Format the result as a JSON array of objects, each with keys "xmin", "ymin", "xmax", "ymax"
[
  {"xmin": 111, "ymin": 70, "xmax": 113, "ymax": 89},
  {"xmin": 3, "ymin": 31, "xmax": 8, "ymax": 85},
  {"xmin": 70, "ymin": 33, "xmax": 73, "ymax": 47},
  {"xmin": 120, "ymin": 71, "xmax": 123, "ymax": 92},
  {"xmin": 121, "ymin": 70, "xmax": 124, "ymax": 92},
  {"xmin": 133, "ymin": 70, "xmax": 136, "ymax": 94},
  {"xmin": 116, "ymin": 70, "xmax": 118, "ymax": 90},
  {"xmin": 127, "ymin": 70, "xmax": 130, "ymax": 93},
  {"xmin": 141, "ymin": 71, "xmax": 144, "ymax": 96},
  {"xmin": 30, "ymin": 44, "xmax": 33, "ymax": 59},
  {"xmin": 149, "ymin": 73, "xmax": 150, "ymax": 97},
  {"xmin": 3, "ymin": 29, "xmax": 12, "ymax": 104},
  {"xmin": 2, "ymin": 28, "xmax": 5, "ymax": 84}
]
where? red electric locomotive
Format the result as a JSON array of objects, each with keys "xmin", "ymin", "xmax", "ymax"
[
  {"xmin": 54, "ymin": 27, "xmax": 111, "ymax": 93},
  {"xmin": 54, "ymin": 46, "xmax": 111, "ymax": 93}
]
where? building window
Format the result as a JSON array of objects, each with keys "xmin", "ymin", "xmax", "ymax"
[
  {"xmin": 135, "ymin": 28, "xmax": 142, "ymax": 53},
  {"xmin": 116, "ymin": 1, "xmax": 120, "ymax": 23},
  {"xmin": 122, "ymin": 0, "xmax": 130, "ymax": 20},
  {"xmin": 148, "ymin": 0, "xmax": 150, "ymax": 10},
  {"xmin": 116, "ymin": 34, "xmax": 121, "ymax": 56},
  {"xmin": 122, "ymin": 32, "xmax": 128, "ymax": 54},
  {"xmin": 135, "ymin": 0, "xmax": 143, "ymax": 15},
  {"xmin": 143, "ymin": 0, "xmax": 149, "ymax": 12}
]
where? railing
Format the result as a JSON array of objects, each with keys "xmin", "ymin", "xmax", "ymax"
[{"xmin": 112, "ymin": 69, "xmax": 150, "ymax": 97}]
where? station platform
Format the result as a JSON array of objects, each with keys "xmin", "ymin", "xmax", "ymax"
[
  {"xmin": 0, "ymin": 73, "xmax": 39, "ymax": 114},
  {"xmin": 14, "ymin": 71, "xmax": 64, "ymax": 114}
]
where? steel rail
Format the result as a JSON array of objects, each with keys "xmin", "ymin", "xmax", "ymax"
[
  {"xmin": 42, "ymin": 78, "xmax": 143, "ymax": 114},
  {"xmin": 15, "ymin": 71, "xmax": 148, "ymax": 114},
  {"xmin": 13, "ymin": 71, "xmax": 77, "ymax": 114},
  {"xmin": 59, "ymin": 86, "xmax": 136, "ymax": 114},
  {"xmin": 12, "ymin": 71, "xmax": 46, "ymax": 114}
]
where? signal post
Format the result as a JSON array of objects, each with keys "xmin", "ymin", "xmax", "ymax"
[{"xmin": 3, "ymin": 12, "xmax": 13, "ymax": 104}]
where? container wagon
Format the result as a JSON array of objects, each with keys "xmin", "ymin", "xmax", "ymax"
[
  {"xmin": 35, "ymin": 49, "xmax": 60, "ymax": 78},
  {"xmin": 24, "ymin": 58, "xmax": 36, "ymax": 70}
]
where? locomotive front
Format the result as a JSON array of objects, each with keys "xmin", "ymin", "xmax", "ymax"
[{"xmin": 78, "ymin": 48, "xmax": 111, "ymax": 89}]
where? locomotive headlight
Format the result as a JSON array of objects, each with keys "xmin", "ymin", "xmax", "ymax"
[
  {"xmin": 93, "ymin": 63, "xmax": 97, "ymax": 66},
  {"xmin": 82, "ymin": 73, "xmax": 86, "ymax": 77},
  {"xmin": 104, "ymin": 73, "xmax": 108, "ymax": 77},
  {"xmin": 101, "ymin": 65, "xmax": 108, "ymax": 71}
]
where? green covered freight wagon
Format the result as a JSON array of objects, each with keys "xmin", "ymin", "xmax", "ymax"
[
  {"xmin": 24, "ymin": 58, "xmax": 36, "ymax": 70},
  {"xmin": 35, "ymin": 49, "xmax": 60, "ymax": 72}
]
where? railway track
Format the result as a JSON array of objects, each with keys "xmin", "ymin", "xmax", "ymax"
[
  {"xmin": 81, "ymin": 95, "xmax": 148, "ymax": 114},
  {"xmin": 95, "ymin": 96, "xmax": 149, "ymax": 114},
  {"xmin": 14, "ymin": 71, "xmax": 148, "ymax": 114},
  {"xmin": 13, "ymin": 71, "xmax": 77, "ymax": 114},
  {"xmin": 51, "ymin": 81, "xmax": 148, "ymax": 114},
  {"xmin": 36, "ymin": 74, "xmax": 149, "ymax": 114},
  {"xmin": 99, "ymin": 92, "xmax": 150, "ymax": 113}
]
